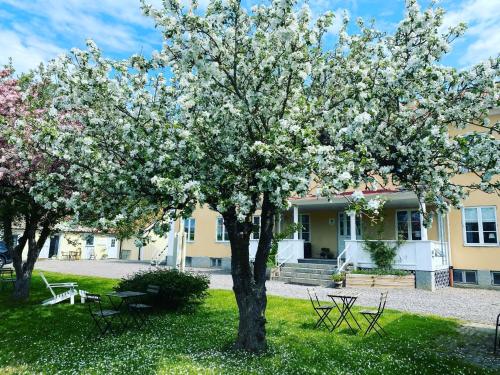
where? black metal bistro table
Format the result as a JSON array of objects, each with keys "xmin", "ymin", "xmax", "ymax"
[
  {"xmin": 106, "ymin": 291, "xmax": 147, "ymax": 327},
  {"xmin": 327, "ymin": 292, "xmax": 362, "ymax": 334}
]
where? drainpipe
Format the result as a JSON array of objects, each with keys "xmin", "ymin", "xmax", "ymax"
[{"xmin": 446, "ymin": 212, "xmax": 454, "ymax": 287}]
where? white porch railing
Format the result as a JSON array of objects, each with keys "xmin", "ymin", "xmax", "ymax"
[
  {"xmin": 346, "ymin": 240, "xmax": 449, "ymax": 272},
  {"xmin": 276, "ymin": 239, "xmax": 305, "ymax": 265}
]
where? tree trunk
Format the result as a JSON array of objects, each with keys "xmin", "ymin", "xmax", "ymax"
[
  {"xmin": 12, "ymin": 217, "xmax": 51, "ymax": 301},
  {"xmin": 224, "ymin": 194, "xmax": 275, "ymax": 352}
]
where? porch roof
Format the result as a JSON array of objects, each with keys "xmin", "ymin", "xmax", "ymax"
[{"xmin": 290, "ymin": 189, "xmax": 419, "ymax": 210}]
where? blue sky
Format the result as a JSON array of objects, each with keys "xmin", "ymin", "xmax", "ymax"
[{"xmin": 0, "ymin": 0, "xmax": 499, "ymax": 73}]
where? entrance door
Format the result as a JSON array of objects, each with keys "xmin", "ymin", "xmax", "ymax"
[
  {"xmin": 107, "ymin": 237, "xmax": 118, "ymax": 258},
  {"xmin": 338, "ymin": 212, "xmax": 361, "ymax": 252},
  {"xmin": 48, "ymin": 235, "xmax": 60, "ymax": 258}
]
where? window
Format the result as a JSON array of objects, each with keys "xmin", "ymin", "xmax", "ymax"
[
  {"xmin": 299, "ymin": 214, "xmax": 310, "ymax": 242},
  {"xmin": 185, "ymin": 256, "xmax": 192, "ymax": 267},
  {"xmin": 210, "ymin": 257, "xmax": 222, "ymax": 267},
  {"xmin": 396, "ymin": 210, "xmax": 422, "ymax": 240},
  {"xmin": 453, "ymin": 269, "xmax": 477, "ymax": 284},
  {"xmin": 216, "ymin": 217, "xmax": 229, "ymax": 242},
  {"xmin": 492, "ymin": 272, "xmax": 500, "ymax": 286},
  {"xmin": 110, "ymin": 238, "xmax": 116, "ymax": 247},
  {"xmin": 252, "ymin": 216, "xmax": 261, "ymax": 240},
  {"xmin": 463, "ymin": 207, "xmax": 498, "ymax": 245},
  {"xmin": 85, "ymin": 235, "xmax": 94, "ymax": 246},
  {"xmin": 184, "ymin": 218, "xmax": 196, "ymax": 242}
]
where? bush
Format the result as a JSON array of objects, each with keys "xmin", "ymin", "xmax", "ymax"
[
  {"xmin": 362, "ymin": 240, "xmax": 403, "ymax": 270},
  {"xmin": 115, "ymin": 269, "xmax": 210, "ymax": 311}
]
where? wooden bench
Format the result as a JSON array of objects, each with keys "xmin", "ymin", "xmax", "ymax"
[{"xmin": 0, "ymin": 268, "xmax": 15, "ymax": 291}]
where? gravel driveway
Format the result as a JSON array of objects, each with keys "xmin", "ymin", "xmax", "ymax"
[{"xmin": 36, "ymin": 259, "xmax": 500, "ymax": 325}]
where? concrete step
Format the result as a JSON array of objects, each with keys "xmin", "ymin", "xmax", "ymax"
[
  {"xmin": 280, "ymin": 267, "xmax": 336, "ymax": 275},
  {"xmin": 284, "ymin": 262, "xmax": 338, "ymax": 270},
  {"xmin": 298, "ymin": 259, "xmax": 338, "ymax": 265},
  {"xmin": 273, "ymin": 276, "xmax": 334, "ymax": 287},
  {"xmin": 281, "ymin": 271, "xmax": 333, "ymax": 280}
]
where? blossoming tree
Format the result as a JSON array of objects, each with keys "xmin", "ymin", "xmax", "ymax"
[
  {"xmin": 0, "ymin": 68, "xmax": 76, "ymax": 299},
  {"xmin": 47, "ymin": 0, "xmax": 498, "ymax": 352}
]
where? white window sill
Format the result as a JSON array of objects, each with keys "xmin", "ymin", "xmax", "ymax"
[{"xmin": 463, "ymin": 243, "xmax": 499, "ymax": 247}]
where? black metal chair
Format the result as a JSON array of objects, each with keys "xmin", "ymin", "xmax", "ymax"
[
  {"xmin": 86, "ymin": 293, "xmax": 123, "ymax": 337},
  {"xmin": 0, "ymin": 268, "xmax": 15, "ymax": 291},
  {"xmin": 307, "ymin": 288, "xmax": 334, "ymax": 330},
  {"xmin": 360, "ymin": 291, "xmax": 388, "ymax": 337},
  {"xmin": 128, "ymin": 285, "xmax": 160, "ymax": 327},
  {"xmin": 495, "ymin": 313, "xmax": 500, "ymax": 354}
]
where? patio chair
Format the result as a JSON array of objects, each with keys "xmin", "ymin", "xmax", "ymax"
[
  {"xmin": 0, "ymin": 268, "xmax": 15, "ymax": 291},
  {"xmin": 495, "ymin": 313, "xmax": 500, "ymax": 354},
  {"xmin": 360, "ymin": 291, "xmax": 388, "ymax": 337},
  {"xmin": 128, "ymin": 284, "xmax": 160, "ymax": 327},
  {"xmin": 307, "ymin": 288, "xmax": 334, "ymax": 330},
  {"xmin": 85, "ymin": 293, "xmax": 123, "ymax": 337},
  {"xmin": 40, "ymin": 272, "xmax": 79, "ymax": 306}
]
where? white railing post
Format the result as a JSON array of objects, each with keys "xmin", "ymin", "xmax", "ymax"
[
  {"xmin": 293, "ymin": 205, "xmax": 299, "ymax": 240},
  {"xmin": 349, "ymin": 211, "xmax": 357, "ymax": 241},
  {"xmin": 419, "ymin": 200, "xmax": 428, "ymax": 241}
]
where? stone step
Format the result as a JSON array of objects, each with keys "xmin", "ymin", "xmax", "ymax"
[
  {"xmin": 281, "ymin": 271, "xmax": 333, "ymax": 280},
  {"xmin": 284, "ymin": 262, "xmax": 338, "ymax": 270},
  {"xmin": 298, "ymin": 259, "xmax": 338, "ymax": 265},
  {"xmin": 273, "ymin": 276, "xmax": 334, "ymax": 287},
  {"xmin": 280, "ymin": 267, "xmax": 336, "ymax": 275}
]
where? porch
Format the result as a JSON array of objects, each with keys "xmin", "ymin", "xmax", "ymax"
[{"xmin": 269, "ymin": 190, "xmax": 451, "ymax": 289}]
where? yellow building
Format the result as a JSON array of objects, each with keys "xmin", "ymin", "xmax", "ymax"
[{"xmin": 18, "ymin": 110, "xmax": 498, "ymax": 291}]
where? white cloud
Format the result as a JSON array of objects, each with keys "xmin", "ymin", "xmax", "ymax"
[
  {"xmin": 0, "ymin": 28, "xmax": 63, "ymax": 72},
  {"xmin": 442, "ymin": 0, "xmax": 500, "ymax": 65},
  {"xmin": 0, "ymin": 0, "xmax": 163, "ymax": 72}
]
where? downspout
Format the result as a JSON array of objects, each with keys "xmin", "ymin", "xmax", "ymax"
[{"xmin": 446, "ymin": 212, "xmax": 454, "ymax": 287}]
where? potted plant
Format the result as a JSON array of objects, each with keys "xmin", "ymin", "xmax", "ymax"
[{"xmin": 331, "ymin": 272, "xmax": 345, "ymax": 288}]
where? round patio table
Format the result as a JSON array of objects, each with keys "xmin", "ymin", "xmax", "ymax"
[{"xmin": 327, "ymin": 292, "xmax": 362, "ymax": 334}]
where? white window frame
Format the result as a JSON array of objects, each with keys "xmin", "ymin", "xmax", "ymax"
[
  {"xmin": 453, "ymin": 269, "xmax": 478, "ymax": 284},
  {"xmin": 491, "ymin": 271, "xmax": 500, "ymax": 286},
  {"xmin": 251, "ymin": 215, "xmax": 261, "ymax": 240},
  {"xmin": 216, "ymin": 217, "xmax": 229, "ymax": 242},
  {"xmin": 184, "ymin": 218, "xmax": 196, "ymax": 242},
  {"xmin": 299, "ymin": 214, "xmax": 311, "ymax": 243},
  {"xmin": 395, "ymin": 209, "xmax": 422, "ymax": 241},
  {"xmin": 85, "ymin": 235, "xmax": 95, "ymax": 246},
  {"xmin": 461, "ymin": 206, "xmax": 498, "ymax": 247}
]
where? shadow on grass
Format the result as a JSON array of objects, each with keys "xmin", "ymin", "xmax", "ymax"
[{"xmin": 0, "ymin": 272, "xmax": 496, "ymax": 374}]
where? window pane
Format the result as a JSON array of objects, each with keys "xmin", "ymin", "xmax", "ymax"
[
  {"xmin": 252, "ymin": 216, "xmax": 260, "ymax": 240},
  {"xmin": 484, "ymin": 232, "xmax": 497, "ymax": 244},
  {"xmin": 453, "ymin": 270, "xmax": 463, "ymax": 283},
  {"xmin": 397, "ymin": 211, "xmax": 409, "ymax": 240},
  {"xmin": 465, "ymin": 271, "xmax": 477, "ymax": 284},
  {"xmin": 189, "ymin": 219, "xmax": 195, "ymax": 241},
  {"xmin": 217, "ymin": 218, "xmax": 223, "ymax": 241},
  {"xmin": 411, "ymin": 211, "xmax": 420, "ymax": 222},
  {"xmin": 492, "ymin": 272, "xmax": 500, "ymax": 286},
  {"xmin": 464, "ymin": 208, "xmax": 478, "ymax": 222},
  {"xmin": 481, "ymin": 207, "xmax": 495, "ymax": 222},
  {"xmin": 466, "ymin": 231, "xmax": 480, "ymax": 244},
  {"xmin": 465, "ymin": 222, "xmax": 479, "ymax": 231},
  {"xmin": 411, "ymin": 222, "xmax": 422, "ymax": 240},
  {"xmin": 339, "ymin": 214, "xmax": 344, "ymax": 236},
  {"xmin": 483, "ymin": 222, "xmax": 496, "ymax": 231},
  {"xmin": 302, "ymin": 232, "xmax": 310, "ymax": 242}
]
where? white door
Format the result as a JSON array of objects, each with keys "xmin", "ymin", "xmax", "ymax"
[
  {"xmin": 107, "ymin": 237, "xmax": 118, "ymax": 259},
  {"xmin": 338, "ymin": 212, "xmax": 362, "ymax": 253},
  {"xmin": 39, "ymin": 239, "xmax": 50, "ymax": 259}
]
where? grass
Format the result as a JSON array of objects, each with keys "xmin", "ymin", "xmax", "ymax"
[{"xmin": 0, "ymin": 271, "xmax": 495, "ymax": 374}]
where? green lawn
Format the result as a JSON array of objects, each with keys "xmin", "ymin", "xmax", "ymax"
[{"xmin": 0, "ymin": 271, "xmax": 495, "ymax": 374}]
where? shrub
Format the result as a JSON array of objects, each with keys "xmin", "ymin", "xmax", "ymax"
[
  {"xmin": 363, "ymin": 240, "xmax": 398, "ymax": 269},
  {"xmin": 115, "ymin": 269, "xmax": 210, "ymax": 311},
  {"xmin": 331, "ymin": 272, "xmax": 345, "ymax": 282}
]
